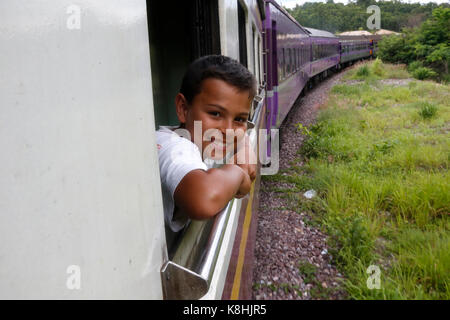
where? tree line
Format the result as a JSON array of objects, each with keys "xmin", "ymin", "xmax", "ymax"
[
  {"xmin": 286, "ymin": 0, "xmax": 449, "ymax": 34},
  {"xmin": 378, "ymin": 7, "xmax": 449, "ymax": 82}
]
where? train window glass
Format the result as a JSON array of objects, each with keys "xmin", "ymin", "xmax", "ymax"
[
  {"xmin": 290, "ymin": 48, "xmax": 293, "ymax": 72},
  {"xmin": 282, "ymin": 48, "xmax": 285, "ymax": 79},
  {"xmin": 237, "ymin": 0, "xmax": 247, "ymax": 67},
  {"xmin": 293, "ymin": 48, "xmax": 296, "ymax": 71},
  {"xmin": 253, "ymin": 30, "xmax": 261, "ymax": 83},
  {"xmin": 251, "ymin": 25, "xmax": 256, "ymax": 77},
  {"xmin": 300, "ymin": 46, "xmax": 303, "ymax": 65},
  {"xmin": 301, "ymin": 46, "xmax": 303, "ymax": 65},
  {"xmin": 257, "ymin": 35, "xmax": 263, "ymax": 85},
  {"xmin": 285, "ymin": 48, "xmax": 289, "ymax": 75},
  {"xmin": 285, "ymin": 48, "xmax": 288, "ymax": 76}
]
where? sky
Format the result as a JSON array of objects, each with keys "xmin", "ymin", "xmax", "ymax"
[{"xmin": 279, "ymin": 0, "xmax": 449, "ymax": 9}]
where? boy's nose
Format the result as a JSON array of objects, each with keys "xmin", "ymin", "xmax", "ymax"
[{"xmin": 220, "ymin": 118, "xmax": 234, "ymax": 133}]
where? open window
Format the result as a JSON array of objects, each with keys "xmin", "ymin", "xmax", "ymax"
[
  {"xmin": 147, "ymin": 0, "xmax": 221, "ymax": 254},
  {"xmin": 147, "ymin": 0, "xmax": 220, "ymax": 129},
  {"xmin": 237, "ymin": 0, "xmax": 247, "ymax": 68}
]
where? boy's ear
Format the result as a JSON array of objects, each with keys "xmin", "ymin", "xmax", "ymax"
[{"xmin": 175, "ymin": 93, "xmax": 189, "ymax": 124}]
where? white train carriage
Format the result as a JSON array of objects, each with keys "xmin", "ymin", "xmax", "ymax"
[{"xmin": 0, "ymin": 0, "xmax": 266, "ymax": 299}]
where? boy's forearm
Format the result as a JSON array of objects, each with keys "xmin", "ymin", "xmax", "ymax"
[
  {"xmin": 206, "ymin": 164, "xmax": 247, "ymax": 204},
  {"xmin": 174, "ymin": 164, "xmax": 249, "ymax": 220}
]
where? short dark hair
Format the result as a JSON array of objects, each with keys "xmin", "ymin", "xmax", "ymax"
[{"xmin": 180, "ymin": 55, "xmax": 257, "ymax": 104}]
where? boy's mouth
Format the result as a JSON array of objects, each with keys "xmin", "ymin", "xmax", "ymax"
[{"xmin": 210, "ymin": 136, "xmax": 232, "ymax": 151}]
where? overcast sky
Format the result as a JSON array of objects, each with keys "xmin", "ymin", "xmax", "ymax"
[{"xmin": 279, "ymin": 0, "xmax": 449, "ymax": 9}]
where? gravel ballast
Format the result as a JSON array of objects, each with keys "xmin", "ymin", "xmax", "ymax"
[{"xmin": 252, "ymin": 70, "xmax": 350, "ymax": 300}]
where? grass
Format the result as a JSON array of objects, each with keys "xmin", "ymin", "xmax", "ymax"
[
  {"xmin": 283, "ymin": 61, "xmax": 450, "ymax": 299},
  {"xmin": 343, "ymin": 59, "xmax": 411, "ymax": 82}
]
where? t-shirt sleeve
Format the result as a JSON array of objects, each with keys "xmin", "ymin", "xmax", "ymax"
[{"xmin": 157, "ymin": 133, "xmax": 208, "ymax": 197}]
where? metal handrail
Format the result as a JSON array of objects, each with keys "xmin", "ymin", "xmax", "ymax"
[{"xmin": 160, "ymin": 200, "xmax": 235, "ymax": 300}]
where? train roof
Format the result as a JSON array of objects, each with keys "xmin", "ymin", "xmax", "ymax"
[
  {"xmin": 304, "ymin": 27, "xmax": 337, "ymax": 39},
  {"xmin": 338, "ymin": 34, "xmax": 383, "ymax": 41},
  {"xmin": 267, "ymin": 0, "xmax": 310, "ymax": 34}
]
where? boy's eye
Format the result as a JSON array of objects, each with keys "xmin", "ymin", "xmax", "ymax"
[
  {"xmin": 235, "ymin": 117, "xmax": 247, "ymax": 123},
  {"xmin": 209, "ymin": 111, "xmax": 220, "ymax": 117}
]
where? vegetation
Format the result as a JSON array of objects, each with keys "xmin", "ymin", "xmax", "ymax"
[
  {"xmin": 267, "ymin": 61, "xmax": 450, "ymax": 299},
  {"xmin": 377, "ymin": 7, "xmax": 450, "ymax": 82},
  {"xmin": 287, "ymin": 0, "xmax": 448, "ymax": 34}
]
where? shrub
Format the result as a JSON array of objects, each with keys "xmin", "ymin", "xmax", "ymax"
[
  {"xmin": 378, "ymin": 33, "xmax": 416, "ymax": 64},
  {"xmin": 407, "ymin": 60, "xmax": 423, "ymax": 73},
  {"xmin": 371, "ymin": 58, "xmax": 384, "ymax": 77},
  {"xmin": 412, "ymin": 67, "xmax": 437, "ymax": 80},
  {"xmin": 356, "ymin": 65, "xmax": 370, "ymax": 77},
  {"xmin": 418, "ymin": 102, "xmax": 438, "ymax": 119}
]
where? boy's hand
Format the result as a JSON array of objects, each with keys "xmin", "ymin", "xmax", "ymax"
[
  {"xmin": 235, "ymin": 167, "xmax": 251, "ymax": 199},
  {"xmin": 233, "ymin": 135, "xmax": 257, "ymax": 182}
]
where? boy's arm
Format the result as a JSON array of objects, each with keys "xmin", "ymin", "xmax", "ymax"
[{"xmin": 173, "ymin": 164, "xmax": 251, "ymax": 220}]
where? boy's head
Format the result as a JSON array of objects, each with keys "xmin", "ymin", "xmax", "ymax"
[{"xmin": 175, "ymin": 55, "xmax": 257, "ymax": 160}]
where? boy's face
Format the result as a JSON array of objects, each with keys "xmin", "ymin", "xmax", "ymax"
[{"xmin": 175, "ymin": 78, "xmax": 252, "ymax": 160}]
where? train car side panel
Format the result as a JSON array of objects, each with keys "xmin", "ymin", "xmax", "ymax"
[{"xmin": 0, "ymin": 0, "xmax": 166, "ymax": 299}]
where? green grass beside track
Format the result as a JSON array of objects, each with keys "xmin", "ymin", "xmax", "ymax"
[{"xmin": 266, "ymin": 60, "xmax": 450, "ymax": 299}]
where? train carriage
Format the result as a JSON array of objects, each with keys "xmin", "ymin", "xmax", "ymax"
[
  {"xmin": 338, "ymin": 35, "xmax": 372, "ymax": 65},
  {"xmin": 304, "ymin": 27, "xmax": 340, "ymax": 78}
]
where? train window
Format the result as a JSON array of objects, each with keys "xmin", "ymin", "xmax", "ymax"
[
  {"xmin": 257, "ymin": 35, "xmax": 262, "ymax": 85},
  {"xmin": 301, "ymin": 46, "xmax": 303, "ymax": 65},
  {"xmin": 286, "ymin": 48, "xmax": 289, "ymax": 75},
  {"xmin": 251, "ymin": 25, "xmax": 256, "ymax": 77},
  {"xmin": 290, "ymin": 48, "xmax": 293, "ymax": 72},
  {"xmin": 237, "ymin": 0, "xmax": 247, "ymax": 67},
  {"xmin": 148, "ymin": 0, "xmax": 220, "ymax": 129},
  {"xmin": 293, "ymin": 48, "xmax": 296, "ymax": 71},
  {"xmin": 300, "ymin": 46, "xmax": 303, "ymax": 66},
  {"xmin": 148, "ymin": 0, "xmax": 221, "ymax": 249}
]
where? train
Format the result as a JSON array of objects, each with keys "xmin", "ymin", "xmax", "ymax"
[{"xmin": 0, "ymin": 0, "xmax": 379, "ymax": 299}]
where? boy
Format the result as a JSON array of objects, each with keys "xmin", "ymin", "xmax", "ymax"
[{"xmin": 156, "ymin": 55, "xmax": 257, "ymax": 232}]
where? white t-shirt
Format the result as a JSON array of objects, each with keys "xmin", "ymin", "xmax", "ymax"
[{"xmin": 156, "ymin": 126, "xmax": 210, "ymax": 232}]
